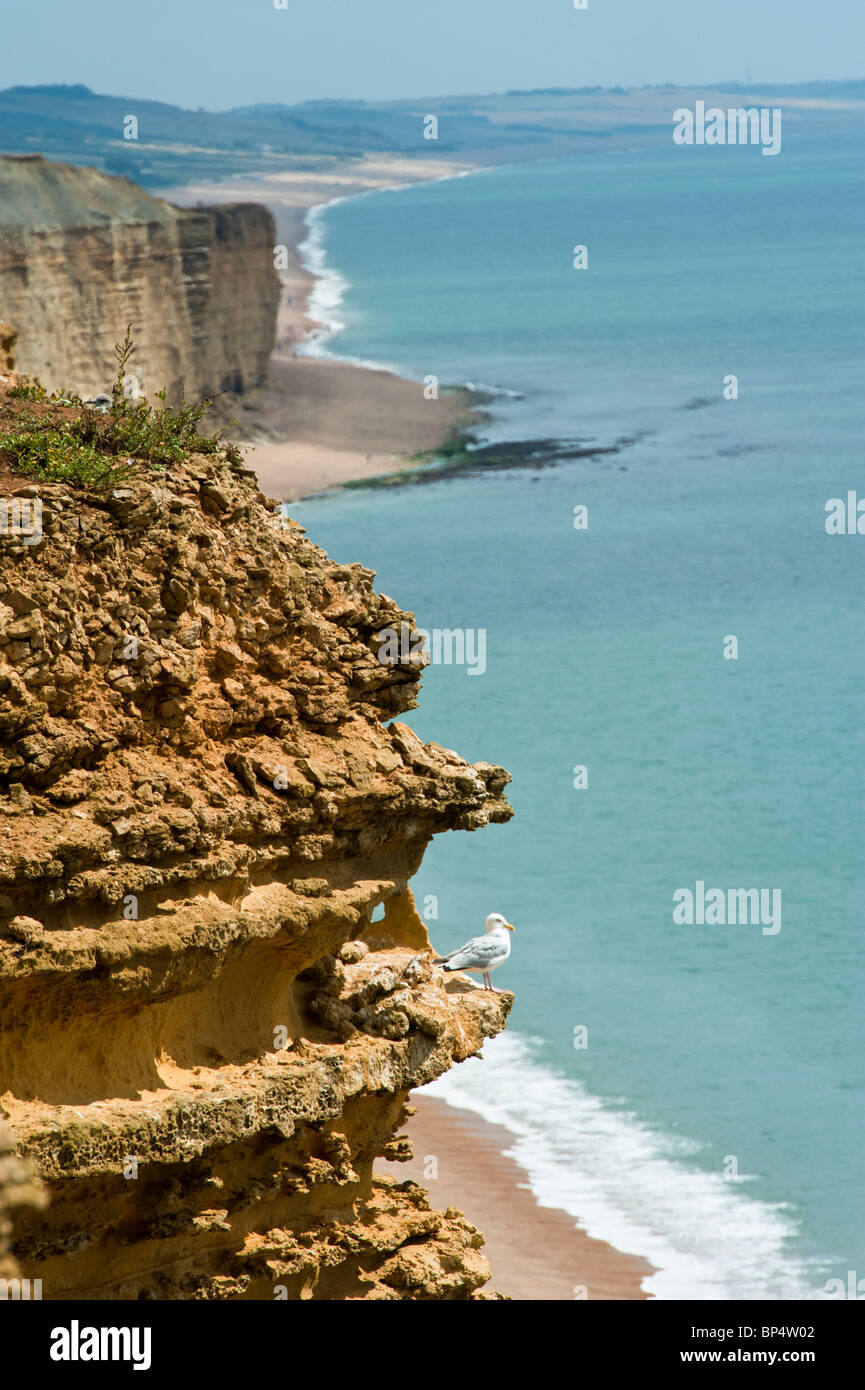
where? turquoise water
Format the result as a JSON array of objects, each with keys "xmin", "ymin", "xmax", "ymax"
[{"xmin": 292, "ymin": 130, "xmax": 864, "ymax": 1298}]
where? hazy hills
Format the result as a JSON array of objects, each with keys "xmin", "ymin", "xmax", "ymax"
[{"xmin": 1, "ymin": 79, "xmax": 862, "ymax": 190}]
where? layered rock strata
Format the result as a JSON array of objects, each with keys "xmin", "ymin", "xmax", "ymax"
[
  {"xmin": 0, "ymin": 394, "xmax": 513, "ymax": 1299},
  {"xmin": 0, "ymin": 155, "xmax": 279, "ymax": 402}
]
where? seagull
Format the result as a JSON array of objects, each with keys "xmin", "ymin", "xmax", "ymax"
[{"xmin": 432, "ymin": 913, "xmax": 515, "ymax": 992}]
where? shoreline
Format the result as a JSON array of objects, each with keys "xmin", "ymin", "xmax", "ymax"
[
  {"xmin": 378, "ymin": 1094, "xmax": 654, "ymax": 1300},
  {"xmin": 166, "ymin": 155, "xmax": 486, "ymax": 502}
]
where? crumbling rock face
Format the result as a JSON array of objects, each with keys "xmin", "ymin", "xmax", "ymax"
[
  {"xmin": 0, "ymin": 400, "xmax": 513, "ymax": 1298},
  {"xmin": 0, "ymin": 155, "xmax": 279, "ymax": 401},
  {"xmin": 0, "ymin": 1118, "xmax": 47, "ymax": 1288}
]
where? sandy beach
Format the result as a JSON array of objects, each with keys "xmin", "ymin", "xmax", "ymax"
[
  {"xmin": 167, "ymin": 155, "xmax": 480, "ymax": 500},
  {"xmin": 219, "ymin": 356, "xmax": 473, "ymax": 502},
  {"xmin": 378, "ymin": 1095, "xmax": 654, "ymax": 1300}
]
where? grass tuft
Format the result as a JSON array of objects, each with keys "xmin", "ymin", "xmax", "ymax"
[{"xmin": 0, "ymin": 325, "xmax": 243, "ymax": 487}]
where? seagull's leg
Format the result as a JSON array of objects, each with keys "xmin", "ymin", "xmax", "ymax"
[{"xmin": 482, "ymin": 971, "xmax": 490, "ymax": 991}]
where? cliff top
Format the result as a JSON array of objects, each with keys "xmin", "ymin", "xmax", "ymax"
[
  {"xmin": 0, "ymin": 330, "xmax": 241, "ymax": 490},
  {"xmin": 0, "ymin": 154, "xmax": 266, "ymax": 233},
  {"xmin": 0, "ymin": 154, "xmax": 177, "ymax": 230}
]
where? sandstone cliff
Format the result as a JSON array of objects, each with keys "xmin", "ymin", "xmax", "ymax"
[
  {"xmin": 0, "ymin": 155, "xmax": 278, "ymax": 403},
  {"xmin": 0, "ymin": 384, "xmax": 513, "ymax": 1299}
]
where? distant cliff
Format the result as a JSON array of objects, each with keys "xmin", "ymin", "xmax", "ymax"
[{"xmin": 0, "ymin": 155, "xmax": 278, "ymax": 401}]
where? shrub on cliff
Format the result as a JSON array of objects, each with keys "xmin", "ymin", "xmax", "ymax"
[
  {"xmin": 0, "ymin": 426, "xmax": 129, "ymax": 487},
  {"xmin": 0, "ymin": 326, "xmax": 241, "ymax": 487}
]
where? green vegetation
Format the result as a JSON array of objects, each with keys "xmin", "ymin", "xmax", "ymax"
[
  {"xmin": 0, "ymin": 326, "xmax": 241, "ymax": 488},
  {"xmin": 9, "ymin": 382, "xmax": 83, "ymax": 406},
  {"xmin": 0, "ymin": 428, "xmax": 129, "ymax": 488}
]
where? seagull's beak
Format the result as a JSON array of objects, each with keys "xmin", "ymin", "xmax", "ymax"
[{"xmin": 504, "ymin": 922, "xmax": 515, "ymax": 932}]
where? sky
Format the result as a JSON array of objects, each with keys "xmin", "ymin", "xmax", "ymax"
[{"xmin": 0, "ymin": 0, "xmax": 863, "ymax": 109}]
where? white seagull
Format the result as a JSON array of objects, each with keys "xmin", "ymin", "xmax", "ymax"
[{"xmin": 432, "ymin": 912, "xmax": 515, "ymax": 993}]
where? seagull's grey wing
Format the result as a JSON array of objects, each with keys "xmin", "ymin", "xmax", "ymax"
[
  {"xmin": 438, "ymin": 934, "xmax": 479, "ymax": 961},
  {"xmin": 443, "ymin": 934, "xmax": 505, "ymax": 970},
  {"xmin": 440, "ymin": 933, "xmax": 485, "ymax": 962}
]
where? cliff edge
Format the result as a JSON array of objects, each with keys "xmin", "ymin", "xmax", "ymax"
[
  {"xmin": 0, "ymin": 382, "xmax": 513, "ymax": 1299},
  {"xmin": 0, "ymin": 155, "xmax": 279, "ymax": 402}
]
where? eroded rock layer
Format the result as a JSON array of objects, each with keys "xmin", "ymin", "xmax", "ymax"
[
  {"xmin": 0, "ymin": 155, "xmax": 279, "ymax": 401},
  {"xmin": 0, "ymin": 405, "xmax": 513, "ymax": 1298}
]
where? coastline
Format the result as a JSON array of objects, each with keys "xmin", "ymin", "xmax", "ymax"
[
  {"xmin": 378, "ymin": 1095, "xmax": 654, "ymax": 1300},
  {"xmin": 168, "ymin": 158, "xmax": 656, "ymax": 1299},
  {"xmin": 167, "ymin": 155, "xmax": 484, "ymax": 501}
]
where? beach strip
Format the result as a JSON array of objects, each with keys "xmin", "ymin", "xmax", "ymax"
[
  {"xmin": 166, "ymin": 156, "xmax": 481, "ymax": 500},
  {"xmin": 378, "ymin": 1095, "xmax": 654, "ymax": 1301}
]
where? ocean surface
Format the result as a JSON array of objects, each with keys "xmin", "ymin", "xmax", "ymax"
[{"xmin": 291, "ymin": 128, "xmax": 864, "ymax": 1299}]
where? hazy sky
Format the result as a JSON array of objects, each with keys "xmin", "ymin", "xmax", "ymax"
[{"xmin": 1, "ymin": 0, "xmax": 863, "ymax": 109}]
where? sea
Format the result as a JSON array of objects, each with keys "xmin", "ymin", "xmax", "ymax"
[{"xmin": 290, "ymin": 124, "xmax": 864, "ymax": 1300}]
